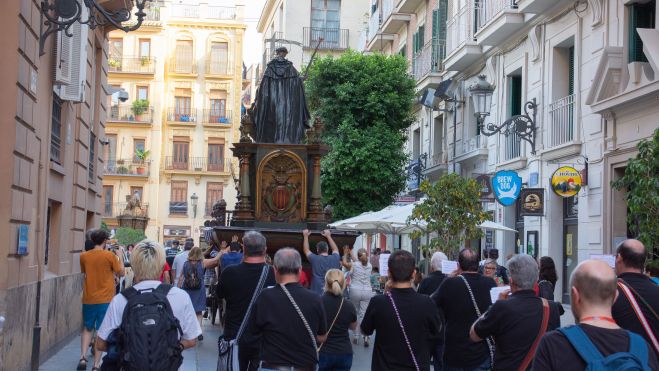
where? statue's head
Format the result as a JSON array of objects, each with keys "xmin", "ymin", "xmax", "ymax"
[{"xmin": 275, "ymin": 46, "xmax": 288, "ymax": 58}]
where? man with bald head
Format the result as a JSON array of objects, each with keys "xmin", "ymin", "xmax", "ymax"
[
  {"xmin": 613, "ymin": 239, "xmax": 659, "ymax": 355},
  {"xmin": 533, "ymin": 260, "xmax": 657, "ymax": 370}
]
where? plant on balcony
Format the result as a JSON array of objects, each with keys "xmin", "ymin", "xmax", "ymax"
[
  {"xmin": 306, "ymin": 51, "xmax": 415, "ymax": 219},
  {"xmin": 134, "ymin": 149, "xmax": 150, "ymax": 175},
  {"xmin": 108, "ymin": 58, "xmax": 121, "ymax": 69},
  {"xmin": 140, "ymin": 56, "xmax": 151, "ymax": 66},
  {"xmin": 116, "ymin": 166, "xmax": 129, "ymax": 174},
  {"xmin": 131, "ymin": 99, "xmax": 150, "ymax": 121},
  {"xmin": 409, "ymin": 174, "xmax": 489, "ymax": 258},
  {"xmin": 611, "ymin": 128, "xmax": 659, "ymax": 271}
]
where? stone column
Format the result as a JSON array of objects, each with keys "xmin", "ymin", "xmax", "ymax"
[{"xmin": 232, "ymin": 153, "xmax": 255, "ymax": 221}]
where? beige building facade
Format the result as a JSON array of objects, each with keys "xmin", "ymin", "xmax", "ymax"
[
  {"xmin": 0, "ymin": 0, "xmax": 131, "ymax": 369},
  {"xmin": 104, "ymin": 0, "xmax": 246, "ymax": 246}
]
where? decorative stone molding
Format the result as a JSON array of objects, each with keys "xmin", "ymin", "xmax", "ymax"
[
  {"xmin": 587, "ymin": 0, "xmax": 604, "ymax": 27},
  {"xmin": 528, "ymin": 25, "xmax": 542, "ymax": 62},
  {"xmin": 486, "ymin": 55, "xmax": 498, "ymax": 88},
  {"xmin": 585, "ymin": 47, "xmax": 623, "ymax": 106}
]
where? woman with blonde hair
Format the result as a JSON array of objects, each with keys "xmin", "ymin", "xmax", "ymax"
[
  {"xmin": 178, "ymin": 246, "xmax": 220, "ymax": 340},
  {"xmin": 341, "ymin": 247, "xmax": 373, "ymax": 346},
  {"xmin": 318, "ymin": 269, "xmax": 357, "ymax": 371}
]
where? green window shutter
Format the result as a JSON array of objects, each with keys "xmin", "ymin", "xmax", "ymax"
[
  {"xmin": 432, "ymin": 9, "xmax": 439, "ymax": 38},
  {"xmin": 628, "ymin": 2, "xmax": 656, "ymax": 62},
  {"xmin": 413, "ymin": 32, "xmax": 418, "ymax": 54},
  {"xmin": 419, "ymin": 25, "xmax": 425, "ymax": 48},
  {"xmin": 568, "ymin": 46, "xmax": 575, "ymax": 96},
  {"xmin": 509, "ymin": 75, "xmax": 522, "ymax": 116}
]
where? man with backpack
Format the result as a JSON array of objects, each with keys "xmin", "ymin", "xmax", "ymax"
[
  {"xmin": 96, "ymin": 240, "xmax": 201, "ymax": 371},
  {"xmin": 533, "ymin": 259, "xmax": 658, "ymax": 370}
]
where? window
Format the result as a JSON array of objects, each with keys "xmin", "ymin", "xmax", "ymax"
[
  {"xmin": 133, "ymin": 139, "xmax": 145, "ymax": 162},
  {"xmin": 103, "ymin": 134, "xmax": 117, "ymax": 171},
  {"xmin": 505, "ymin": 74, "xmax": 522, "ymax": 160},
  {"xmin": 209, "ymin": 90, "xmax": 228, "ymax": 123},
  {"xmin": 433, "ymin": 116, "xmax": 443, "ymax": 160},
  {"xmin": 175, "ymin": 96, "xmax": 192, "ymax": 120},
  {"xmin": 311, "ymin": 0, "xmax": 340, "ymax": 47},
  {"xmin": 110, "ymin": 38, "xmax": 123, "ymax": 59},
  {"xmin": 50, "ymin": 95, "xmax": 63, "ymax": 163},
  {"xmin": 110, "ymin": 84, "xmax": 121, "ymax": 106},
  {"xmin": 433, "ymin": 1, "xmax": 448, "ymax": 62},
  {"xmin": 170, "ymin": 181, "xmax": 188, "ymax": 215},
  {"xmin": 89, "ymin": 132, "xmax": 96, "ymax": 182},
  {"xmin": 399, "ymin": 43, "xmax": 406, "ymax": 58},
  {"xmin": 628, "ymin": 1, "xmax": 656, "ymax": 63},
  {"xmin": 412, "ymin": 128, "xmax": 421, "ymax": 159},
  {"xmin": 413, "ymin": 25, "xmax": 425, "ymax": 54},
  {"xmin": 172, "ymin": 140, "xmax": 189, "ymax": 169},
  {"xmin": 209, "ymin": 42, "xmax": 228, "ymax": 74},
  {"xmin": 208, "ymin": 142, "xmax": 225, "ymax": 171},
  {"xmin": 139, "ymin": 39, "xmax": 151, "ymax": 58},
  {"xmin": 175, "ymin": 40, "xmax": 194, "ymax": 73},
  {"xmin": 206, "ymin": 182, "xmax": 224, "ymax": 215},
  {"xmin": 102, "ymin": 186, "xmax": 113, "ymax": 216},
  {"xmin": 137, "ymin": 86, "xmax": 149, "ymax": 101}
]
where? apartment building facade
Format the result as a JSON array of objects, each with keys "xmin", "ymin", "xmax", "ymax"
[
  {"xmin": 104, "ymin": 0, "xmax": 246, "ymax": 246},
  {"xmin": 257, "ymin": 0, "xmax": 371, "ymax": 72},
  {"xmin": 365, "ymin": 0, "xmax": 659, "ymax": 302},
  {"xmin": 0, "ymin": 0, "xmax": 131, "ymax": 368}
]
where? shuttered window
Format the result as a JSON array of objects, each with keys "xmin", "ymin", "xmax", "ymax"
[
  {"xmin": 175, "ymin": 40, "xmax": 194, "ymax": 73},
  {"xmin": 102, "ymin": 186, "xmax": 113, "ymax": 216},
  {"xmin": 628, "ymin": 1, "xmax": 655, "ymax": 63},
  {"xmin": 206, "ymin": 182, "xmax": 224, "ymax": 216},
  {"xmin": 568, "ymin": 46, "xmax": 575, "ymax": 96},
  {"xmin": 209, "ymin": 42, "xmax": 228, "ymax": 74},
  {"xmin": 170, "ymin": 181, "xmax": 188, "ymax": 215},
  {"xmin": 208, "ymin": 143, "xmax": 225, "ymax": 171},
  {"xmin": 172, "ymin": 141, "xmax": 189, "ymax": 169},
  {"xmin": 50, "ymin": 95, "xmax": 63, "ymax": 163}
]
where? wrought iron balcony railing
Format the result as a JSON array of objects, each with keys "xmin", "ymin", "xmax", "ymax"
[
  {"xmin": 202, "ymin": 109, "xmax": 232, "ymax": 124},
  {"xmin": 166, "ymin": 107, "xmax": 197, "ymax": 123},
  {"xmin": 108, "ymin": 56, "xmax": 156, "ymax": 74},
  {"xmin": 548, "ymin": 94, "xmax": 575, "ymax": 147},
  {"xmin": 169, "ymin": 201, "xmax": 188, "ymax": 215},
  {"xmin": 164, "ymin": 157, "xmax": 232, "ymax": 172},
  {"xmin": 303, "ymin": 27, "xmax": 349, "ymax": 50},
  {"xmin": 103, "ymin": 159, "xmax": 151, "ymax": 176},
  {"xmin": 412, "ymin": 39, "xmax": 446, "ymax": 80},
  {"xmin": 103, "ymin": 202, "xmax": 149, "ymax": 218},
  {"xmin": 108, "ymin": 105, "xmax": 153, "ymax": 123}
]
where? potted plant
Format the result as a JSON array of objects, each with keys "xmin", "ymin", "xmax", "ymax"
[
  {"xmin": 131, "ymin": 99, "xmax": 150, "ymax": 121},
  {"xmin": 108, "ymin": 58, "xmax": 121, "ymax": 70},
  {"xmin": 135, "ymin": 149, "xmax": 150, "ymax": 175},
  {"xmin": 140, "ymin": 56, "xmax": 151, "ymax": 66}
]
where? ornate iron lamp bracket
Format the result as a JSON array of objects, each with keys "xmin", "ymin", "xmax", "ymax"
[
  {"xmin": 39, "ymin": 0, "xmax": 151, "ymax": 56},
  {"xmin": 479, "ymin": 98, "xmax": 538, "ymax": 154}
]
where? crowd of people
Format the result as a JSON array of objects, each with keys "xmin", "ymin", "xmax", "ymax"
[{"xmin": 76, "ymin": 227, "xmax": 658, "ymax": 371}]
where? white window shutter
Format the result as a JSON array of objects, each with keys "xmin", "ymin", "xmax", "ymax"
[
  {"xmin": 54, "ymin": 24, "xmax": 73, "ymax": 86},
  {"xmin": 59, "ymin": 7, "xmax": 89, "ymax": 102}
]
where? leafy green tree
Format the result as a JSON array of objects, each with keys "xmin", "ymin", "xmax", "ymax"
[
  {"xmin": 611, "ymin": 128, "xmax": 658, "ymax": 268},
  {"xmin": 100, "ymin": 221, "xmax": 110, "ymax": 233},
  {"xmin": 306, "ymin": 51, "xmax": 415, "ymax": 219},
  {"xmin": 409, "ymin": 175, "xmax": 488, "ymax": 257},
  {"xmin": 114, "ymin": 227, "xmax": 146, "ymax": 246}
]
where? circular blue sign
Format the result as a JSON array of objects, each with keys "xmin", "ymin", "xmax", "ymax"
[{"xmin": 491, "ymin": 170, "xmax": 522, "ymax": 206}]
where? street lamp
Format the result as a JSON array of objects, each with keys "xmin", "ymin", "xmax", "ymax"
[
  {"xmin": 39, "ymin": 0, "xmax": 153, "ymax": 55},
  {"xmin": 190, "ymin": 193, "xmax": 199, "ymax": 218},
  {"xmin": 469, "ymin": 75, "xmax": 539, "ymax": 154}
]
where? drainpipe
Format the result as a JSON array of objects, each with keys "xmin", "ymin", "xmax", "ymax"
[{"xmin": 30, "ymin": 136, "xmax": 44, "ymax": 371}]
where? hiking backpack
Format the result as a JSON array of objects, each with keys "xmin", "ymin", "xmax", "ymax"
[
  {"xmin": 183, "ymin": 261, "xmax": 202, "ymax": 290},
  {"xmin": 118, "ymin": 284, "xmax": 184, "ymax": 371},
  {"xmin": 559, "ymin": 325, "xmax": 651, "ymax": 371}
]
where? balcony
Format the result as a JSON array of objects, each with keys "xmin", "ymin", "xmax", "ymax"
[
  {"xmin": 206, "ymin": 58, "xmax": 232, "ymax": 76},
  {"xmin": 107, "ymin": 105, "xmax": 153, "ymax": 124},
  {"xmin": 423, "ymin": 151, "xmax": 448, "ymax": 178},
  {"xmin": 396, "ymin": 0, "xmax": 424, "ymax": 13},
  {"xmin": 444, "ymin": 4, "xmax": 482, "ymax": 71},
  {"xmin": 548, "ymin": 94, "xmax": 575, "ymax": 147},
  {"xmin": 303, "ymin": 27, "xmax": 349, "ymax": 50},
  {"xmin": 103, "ymin": 202, "xmax": 150, "ymax": 218},
  {"xmin": 516, "ymin": 0, "xmax": 567, "ymax": 14},
  {"xmin": 381, "ymin": 0, "xmax": 411, "ymax": 34},
  {"xmin": 413, "ymin": 39, "xmax": 446, "ymax": 89},
  {"xmin": 164, "ymin": 157, "xmax": 233, "ymax": 173},
  {"xmin": 455, "ymin": 135, "xmax": 488, "ymax": 162},
  {"xmin": 169, "ymin": 202, "xmax": 188, "ymax": 216},
  {"xmin": 166, "ymin": 108, "xmax": 198, "ymax": 125},
  {"xmin": 366, "ymin": 12, "xmax": 395, "ymax": 52},
  {"xmin": 202, "ymin": 109, "xmax": 232, "ymax": 125},
  {"xmin": 171, "ymin": 4, "xmax": 236, "ymax": 20},
  {"xmin": 103, "ymin": 159, "xmax": 151, "ymax": 177},
  {"xmin": 108, "ymin": 56, "xmax": 156, "ymax": 74},
  {"xmin": 474, "ymin": 0, "xmax": 524, "ymax": 46},
  {"xmin": 169, "ymin": 55, "xmax": 197, "ymax": 75}
]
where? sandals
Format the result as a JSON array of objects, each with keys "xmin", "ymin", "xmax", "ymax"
[
  {"xmin": 76, "ymin": 357, "xmax": 87, "ymax": 370},
  {"xmin": 92, "ymin": 367, "xmax": 100, "ymax": 371}
]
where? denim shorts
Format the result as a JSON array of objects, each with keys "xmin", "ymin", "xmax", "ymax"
[{"xmin": 82, "ymin": 303, "xmax": 110, "ymax": 330}]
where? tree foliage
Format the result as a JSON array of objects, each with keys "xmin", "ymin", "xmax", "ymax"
[
  {"xmin": 305, "ymin": 51, "xmax": 415, "ymax": 219},
  {"xmin": 409, "ymin": 175, "xmax": 488, "ymax": 257},
  {"xmin": 611, "ymin": 128, "xmax": 659, "ymax": 268},
  {"xmin": 100, "ymin": 221, "xmax": 110, "ymax": 233},
  {"xmin": 114, "ymin": 227, "xmax": 146, "ymax": 246}
]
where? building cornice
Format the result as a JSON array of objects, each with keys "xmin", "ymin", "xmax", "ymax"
[{"xmin": 257, "ymin": 0, "xmax": 278, "ymax": 33}]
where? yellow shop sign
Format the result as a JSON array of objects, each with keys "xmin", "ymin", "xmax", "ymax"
[{"xmin": 551, "ymin": 166, "xmax": 582, "ymax": 197}]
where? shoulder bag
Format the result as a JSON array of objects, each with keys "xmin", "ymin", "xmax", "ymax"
[
  {"xmin": 518, "ymin": 298, "xmax": 549, "ymax": 371},
  {"xmin": 386, "ymin": 291, "xmax": 420, "ymax": 371},
  {"xmin": 317, "ymin": 297, "xmax": 344, "ymax": 352},
  {"xmin": 279, "ymin": 283, "xmax": 318, "ymax": 358},
  {"xmin": 458, "ymin": 274, "xmax": 495, "ymax": 368},
  {"xmin": 217, "ymin": 265, "xmax": 269, "ymax": 371},
  {"xmin": 617, "ymin": 279, "xmax": 659, "ymax": 354}
]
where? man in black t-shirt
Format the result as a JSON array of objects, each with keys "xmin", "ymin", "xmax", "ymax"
[
  {"xmin": 533, "ymin": 259, "xmax": 658, "ymax": 370},
  {"xmin": 613, "ymin": 239, "xmax": 659, "ymax": 355},
  {"xmin": 247, "ymin": 247, "xmax": 327, "ymax": 371},
  {"xmin": 433, "ymin": 248, "xmax": 496, "ymax": 370},
  {"xmin": 470, "ymin": 254, "xmax": 561, "ymax": 370},
  {"xmin": 361, "ymin": 250, "xmax": 442, "ymax": 371},
  {"xmin": 216, "ymin": 231, "xmax": 276, "ymax": 371}
]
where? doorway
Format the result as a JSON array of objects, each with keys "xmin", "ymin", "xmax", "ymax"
[{"xmin": 562, "ymin": 196, "xmax": 579, "ymax": 303}]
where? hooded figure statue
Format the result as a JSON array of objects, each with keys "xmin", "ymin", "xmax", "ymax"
[{"xmin": 254, "ymin": 46, "xmax": 311, "ymax": 144}]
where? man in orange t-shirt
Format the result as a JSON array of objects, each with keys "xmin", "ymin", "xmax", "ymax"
[{"xmin": 78, "ymin": 229, "xmax": 124, "ymax": 371}]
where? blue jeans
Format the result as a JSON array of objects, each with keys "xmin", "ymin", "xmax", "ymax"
[
  {"xmin": 318, "ymin": 353, "xmax": 352, "ymax": 371},
  {"xmin": 443, "ymin": 358, "xmax": 491, "ymax": 371}
]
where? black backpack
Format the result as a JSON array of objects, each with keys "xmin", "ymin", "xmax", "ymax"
[
  {"xmin": 118, "ymin": 284, "xmax": 184, "ymax": 371},
  {"xmin": 183, "ymin": 261, "xmax": 202, "ymax": 290}
]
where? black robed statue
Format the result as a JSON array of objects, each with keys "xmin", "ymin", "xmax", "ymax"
[{"xmin": 254, "ymin": 47, "xmax": 311, "ymax": 144}]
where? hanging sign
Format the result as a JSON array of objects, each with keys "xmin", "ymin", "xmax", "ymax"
[
  {"xmin": 551, "ymin": 166, "xmax": 582, "ymax": 197},
  {"xmin": 519, "ymin": 188, "xmax": 544, "ymax": 216},
  {"xmin": 476, "ymin": 174, "xmax": 492, "ymax": 198},
  {"xmin": 491, "ymin": 170, "xmax": 522, "ymax": 206}
]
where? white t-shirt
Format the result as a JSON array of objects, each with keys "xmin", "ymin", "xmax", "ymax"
[
  {"xmin": 350, "ymin": 261, "xmax": 373, "ymax": 290},
  {"xmin": 172, "ymin": 251, "xmax": 190, "ymax": 286},
  {"xmin": 97, "ymin": 280, "xmax": 202, "ymax": 342}
]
